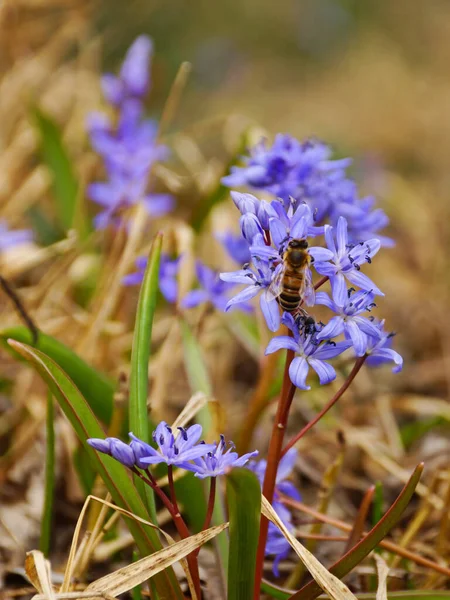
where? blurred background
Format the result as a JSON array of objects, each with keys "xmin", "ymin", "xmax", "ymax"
[
  {"xmin": 2, "ymin": 0, "xmax": 450, "ymax": 588},
  {"xmin": 2, "ymin": 0, "xmax": 450, "ymax": 393}
]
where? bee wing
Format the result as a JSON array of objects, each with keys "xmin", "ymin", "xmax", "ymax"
[
  {"xmin": 301, "ymin": 267, "xmax": 315, "ymax": 307},
  {"xmin": 266, "ymin": 263, "xmax": 285, "ymax": 302}
]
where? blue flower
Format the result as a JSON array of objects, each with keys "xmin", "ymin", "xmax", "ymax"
[
  {"xmin": 216, "ymin": 231, "xmax": 251, "ymax": 265},
  {"xmin": 138, "ymin": 422, "xmax": 215, "ymax": 468},
  {"xmin": 184, "ymin": 435, "xmax": 258, "ymax": 478},
  {"xmin": 268, "ymin": 200, "xmax": 324, "ymax": 251},
  {"xmin": 313, "ymin": 216, "xmax": 383, "ymax": 306},
  {"xmin": 365, "ymin": 320, "xmax": 403, "ymax": 373},
  {"xmin": 123, "ymin": 254, "xmax": 181, "ymax": 304},
  {"xmin": 315, "ymin": 288, "xmax": 381, "ymax": 356},
  {"xmin": 101, "ymin": 35, "xmax": 153, "ymax": 105},
  {"xmin": 0, "ymin": 220, "xmax": 33, "ymax": 250},
  {"xmin": 182, "ymin": 261, "xmax": 250, "ymax": 312},
  {"xmin": 265, "ymin": 313, "xmax": 351, "ymax": 389},
  {"xmin": 87, "ymin": 37, "xmax": 173, "ymax": 229},
  {"xmin": 87, "ymin": 436, "xmax": 136, "ymax": 468},
  {"xmin": 221, "ymin": 254, "xmax": 281, "ymax": 331}
]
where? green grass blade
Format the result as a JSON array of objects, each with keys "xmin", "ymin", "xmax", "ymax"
[
  {"xmin": 34, "ymin": 108, "xmax": 79, "ymax": 231},
  {"xmin": 288, "ymin": 464, "xmax": 424, "ymax": 600},
  {"xmin": 40, "ymin": 391, "xmax": 55, "ymax": 556},
  {"xmin": 226, "ymin": 468, "xmax": 261, "ymax": 600},
  {"xmin": 129, "ymin": 234, "xmax": 162, "ymax": 521},
  {"xmin": 7, "ymin": 340, "xmax": 183, "ymax": 600},
  {"xmin": 1, "ymin": 327, "xmax": 115, "ymax": 425}
]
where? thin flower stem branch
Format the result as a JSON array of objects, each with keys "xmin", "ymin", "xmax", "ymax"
[
  {"xmin": 194, "ymin": 477, "xmax": 217, "ymax": 558},
  {"xmin": 134, "ymin": 468, "xmax": 203, "ymax": 599},
  {"xmin": 281, "ymin": 355, "xmax": 367, "ymax": 458},
  {"xmin": 167, "ymin": 465, "xmax": 180, "ymax": 516},
  {"xmin": 253, "ymin": 345, "xmax": 296, "ymax": 600}
]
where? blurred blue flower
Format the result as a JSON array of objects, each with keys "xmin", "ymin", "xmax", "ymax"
[
  {"xmin": 87, "ymin": 37, "xmax": 173, "ymax": 229},
  {"xmin": 365, "ymin": 319, "xmax": 403, "ymax": 373},
  {"xmin": 314, "ymin": 216, "xmax": 383, "ymax": 306},
  {"xmin": 182, "ymin": 261, "xmax": 250, "ymax": 312},
  {"xmin": 139, "ymin": 422, "xmax": 215, "ymax": 468},
  {"xmin": 216, "ymin": 231, "xmax": 251, "ymax": 265},
  {"xmin": 185, "ymin": 435, "xmax": 258, "ymax": 478},
  {"xmin": 315, "ymin": 288, "xmax": 381, "ymax": 356},
  {"xmin": 101, "ymin": 35, "xmax": 153, "ymax": 105},
  {"xmin": 265, "ymin": 313, "xmax": 351, "ymax": 389},
  {"xmin": 123, "ymin": 253, "xmax": 181, "ymax": 304},
  {"xmin": 0, "ymin": 220, "xmax": 33, "ymax": 250}
]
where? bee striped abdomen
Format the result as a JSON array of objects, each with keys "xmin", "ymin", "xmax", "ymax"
[{"xmin": 279, "ymin": 270, "xmax": 304, "ymax": 312}]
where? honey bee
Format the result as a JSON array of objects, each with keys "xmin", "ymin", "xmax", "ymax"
[{"xmin": 268, "ymin": 238, "xmax": 315, "ymax": 314}]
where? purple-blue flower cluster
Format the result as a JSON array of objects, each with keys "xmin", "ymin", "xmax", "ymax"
[
  {"xmin": 87, "ymin": 36, "xmax": 173, "ymax": 229},
  {"xmin": 87, "ymin": 422, "xmax": 257, "ymax": 478},
  {"xmin": 222, "ymin": 135, "xmax": 391, "ymax": 246},
  {"xmin": 248, "ymin": 448, "xmax": 301, "ymax": 576},
  {"xmin": 216, "ymin": 135, "xmax": 402, "ymax": 389}
]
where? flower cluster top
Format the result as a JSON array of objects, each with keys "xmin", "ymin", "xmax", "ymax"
[{"xmin": 87, "ymin": 36, "xmax": 173, "ymax": 229}]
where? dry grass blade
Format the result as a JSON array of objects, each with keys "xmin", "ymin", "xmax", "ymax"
[
  {"xmin": 171, "ymin": 391, "xmax": 209, "ymax": 429},
  {"xmin": 374, "ymin": 555, "xmax": 389, "ymax": 600},
  {"xmin": 261, "ymin": 497, "xmax": 358, "ymax": 600},
  {"xmin": 85, "ymin": 523, "xmax": 228, "ymax": 596},
  {"xmin": 25, "ymin": 551, "xmax": 56, "ymax": 600}
]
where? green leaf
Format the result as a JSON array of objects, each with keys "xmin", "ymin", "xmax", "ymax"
[
  {"xmin": 7, "ymin": 340, "xmax": 183, "ymax": 600},
  {"xmin": 226, "ymin": 468, "xmax": 261, "ymax": 600},
  {"xmin": 34, "ymin": 108, "xmax": 79, "ymax": 231},
  {"xmin": 40, "ymin": 391, "xmax": 55, "ymax": 556},
  {"xmin": 129, "ymin": 234, "xmax": 162, "ymax": 521},
  {"xmin": 289, "ymin": 464, "xmax": 424, "ymax": 600},
  {"xmin": 1, "ymin": 327, "xmax": 115, "ymax": 425}
]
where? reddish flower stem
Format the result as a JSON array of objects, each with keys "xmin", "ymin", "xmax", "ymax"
[
  {"xmin": 133, "ymin": 467, "xmax": 203, "ymax": 599},
  {"xmin": 253, "ymin": 345, "xmax": 296, "ymax": 599},
  {"xmin": 281, "ymin": 355, "xmax": 367, "ymax": 458},
  {"xmin": 167, "ymin": 465, "xmax": 180, "ymax": 516}
]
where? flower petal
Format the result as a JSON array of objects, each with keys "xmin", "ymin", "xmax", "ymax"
[
  {"xmin": 316, "ymin": 316, "xmax": 344, "ymax": 340},
  {"xmin": 308, "ymin": 246, "xmax": 334, "ymax": 262},
  {"xmin": 345, "ymin": 270, "xmax": 384, "ymax": 296},
  {"xmin": 289, "ymin": 357, "xmax": 310, "ymax": 390},
  {"xmin": 276, "ymin": 448, "xmax": 297, "ymax": 483},
  {"xmin": 330, "ymin": 272, "xmax": 348, "ymax": 306},
  {"xmin": 344, "ymin": 319, "xmax": 367, "ymax": 357},
  {"xmin": 308, "ymin": 358, "xmax": 336, "ymax": 385},
  {"xmin": 314, "ymin": 340, "xmax": 352, "ymax": 360},
  {"xmin": 225, "ymin": 285, "xmax": 260, "ymax": 310},
  {"xmin": 336, "ymin": 217, "xmax": 349, "ymax": 256},
  {"xmin": 261, "ymin": 290, "xmax": 281, "ymax": 332},
  {"xmin": 265, "ymin": 336, "xmax": 300, "ymax": 355},
  {"xmin": 181, "ymin": 289, "xmax": 209, "ymax": 308}
]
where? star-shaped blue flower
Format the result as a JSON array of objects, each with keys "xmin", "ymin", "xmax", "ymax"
[{"xmin": 265, "ymin": 313, "xmax": 351, "ymax": 389}]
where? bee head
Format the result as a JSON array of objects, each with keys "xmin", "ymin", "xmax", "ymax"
[{"xmin": 288, "ymin": 238, "xmax": 308, "ymax": 250}]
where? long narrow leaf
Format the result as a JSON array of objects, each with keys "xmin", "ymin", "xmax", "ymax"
[
  {"xmin": 34, "ymin": 108, "xmax": 78, "ymax": 231},
  {"xmin": 1, "ymin": 327, "xmax": 114, "ymax": 425},
  {"xmin": 289, "ymin": 464, "xmax": 424, "ymax": 600},
  {"xmin": 7, "ymin": 340, "xmax": 183, "ymax": 600},
  {"xmin": 129, "ymin": 234, "xmax": 162, "ymax": 520},
  {"xmin": 40, "ymin": 392, "xmax": 55, "ymax": 556},
  {"xmin": 227, "ymin": 468, "xmax": 261, "ymax": 600}
]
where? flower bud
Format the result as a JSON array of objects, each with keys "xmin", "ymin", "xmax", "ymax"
[
  {"xmin": 240, "ymin": 213, "xmax": 263, "ymax": 243},
  {"xmin": 230, "ymin": 191, "xmax": 258, "ymax": 215}
]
